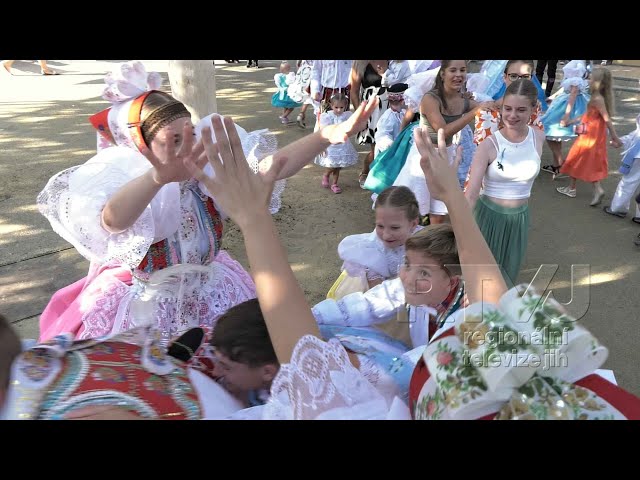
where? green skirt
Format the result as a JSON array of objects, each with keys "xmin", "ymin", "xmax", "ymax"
[{"xmin": 473, "ymin": 196, "xmax": 529, "ymax": 286}]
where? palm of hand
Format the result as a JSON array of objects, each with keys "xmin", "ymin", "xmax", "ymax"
[{"xmin": 146, "ymin": 124, "xmax": 205, "ymax": 185}]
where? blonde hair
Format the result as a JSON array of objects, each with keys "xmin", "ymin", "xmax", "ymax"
[
  {"xmin": 590, "ymin": 67, "xmax": 615, "ymax": 116},
  {"xmin": 404, "ymin": 224, "xmax": 461, "ymax": 276}
]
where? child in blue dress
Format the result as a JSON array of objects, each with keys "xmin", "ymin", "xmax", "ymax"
[{"xmin": 272, "ymin": 61, "xmax": 302, "ymax": 124}]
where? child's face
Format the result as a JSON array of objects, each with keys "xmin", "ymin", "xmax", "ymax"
[
  {"xmin": 150, "ymin": 117, "xmax": 194, "ymax": 164},
  {"xmin": 280, "ymin": 63, "xmax": 290, "ymax": 74},
  {"xmin": 375, "ymin": 206, "xmax": 418, "ymax": 249},
  {"xmin": 331, "ymin": 101, "xmax": 347, "ymax": 115},
  {"xmin": 390, "ymin": 100, "xmax": 405, "ymax": 112},
  {"xmin": 399, "ymin": 249, "xmax": 453, "ymax": 307},
  {"xmin": 501, "ymin": 94, "xmax": 532, "ymax": 130},
  {"xmin": 213, "ymin": 350, "xmax": 276, "ymax": 395}
]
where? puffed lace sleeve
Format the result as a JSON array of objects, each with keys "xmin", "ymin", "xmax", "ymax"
[
  {"xmin": 403, "ymin": 68, "xmax": 440, "ymax": 112},
  {"xmin": 285, "ymin": 72, "xmax": 296, "ymax": 85},
  {"xmin": 37, "ymin": 146, "xmax": 180, "ymax": 268},
  {"xmin": 382, "ymin": 61, "xmax": 411, "ymax": 87},
  {"xmin": 312, "ymin": 277, "xmax": 405, "ymax": 326},
  {"xmin": 319, "ymin": 111, "xmax": 332, "ymax": 128},
  {"xmin": 195, "ymin": 114, "xmax": 285, "ymax": 215},
  {"xmin": 338, "ymin": 230, "xmax": 390, "ymax": 279}
]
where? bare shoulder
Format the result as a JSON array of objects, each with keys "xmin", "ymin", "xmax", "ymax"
[{"xmin": 477, "ymin": 134, "xmax": 498, "ymax": 160}]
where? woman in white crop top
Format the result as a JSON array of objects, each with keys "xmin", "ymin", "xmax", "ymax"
[{"xmin": 465, "ymin": 79, "xmax": 545, "ymax": 284}]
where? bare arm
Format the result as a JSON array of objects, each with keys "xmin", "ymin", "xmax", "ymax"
[
  {"xmin": 592, "ymin": 96, "xmax": 622, "ymax": 146},
  {"xmin": 560, "ymin": 85, "xmax": 579, "ymax": 126},
  {"xmin": 415, "ymin": 127, "xmax": 507, "ymax": 305},
  {"xmin": 259, "ymin": 96, "xmax": 379, "ymax": 181},
  {"xmin": 400, "ymin": 107, "xmax": 415, "ymax": 129},
  {"xmin": 464, "ymin": 139, "xmax": 496, "ymax": 209},
  {"xmin": 350, "ymin": 66, "xmax": 362, "ymax": 110},
  {"xmin": 101, "ymin": 170, "xmax": 163, "ymax": 233},
  {"xmin": 310, "ymin": 61, "xmax": 323, "ymax": 101},
  {"xmin": 422, "ymin": 95, "xmax": 486, "ymax": 140},
  {"xmin": 102, "ymin": 123, "xmax": 205, "ymax": 233},
  {"xmin": 185, "ymin": 115, "xmax": 358, "ymax": 366}
]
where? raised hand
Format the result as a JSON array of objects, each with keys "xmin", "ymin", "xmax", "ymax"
[
  {"xmin": 414, "ymin": 127, "xmax": 460, "ymax": 203},
  {"xmin": 144, "ymin": 122, "xmax": 206, "ymax": 185},
  {"xmin": 183, "ymin": 115, "xmax": 275, "ymax": 229},
  {"xmin": 320, "ymin": 95, "xmax": 379, "ymax": 145}
]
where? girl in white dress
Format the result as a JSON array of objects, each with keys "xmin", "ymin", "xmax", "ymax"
[
  {"xmin": 328, "ymin": 186, "xmax": 421, "ymax": 299},
  {"xmin": 314, "ymin": 92, "xmax": 359, "ymax": 193}
]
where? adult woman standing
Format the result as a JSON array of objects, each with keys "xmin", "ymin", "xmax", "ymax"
[
  {"xmin": 351, "ymin": 60, "xmax": 391, "ymax": 188},
  {"xmin": 393, "ymin": 60, "xmax": 491, "ymax": 223}
]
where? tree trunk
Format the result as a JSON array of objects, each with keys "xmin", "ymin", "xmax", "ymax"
[{"xmin": 167, "ymin": 60, "xmax": 217, "ymax": 123}]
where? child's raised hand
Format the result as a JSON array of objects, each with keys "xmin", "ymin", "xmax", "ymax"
[
  {"xmin": 321, "ymin": 95, "xmax": 378, "ymax": 145},
  {"xmin": 414, "ymin": 127, "xmax": 460, "ymax": 203},
  {"xmin": 183, "ymin": 115, "xmax": 275, "ymax": 229}
]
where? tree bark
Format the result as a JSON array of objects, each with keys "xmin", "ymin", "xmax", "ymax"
[{"xmin": 167, "ymin": 60, "xmax": 217, "ymax": 123}]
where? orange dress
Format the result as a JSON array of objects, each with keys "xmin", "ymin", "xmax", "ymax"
[{"xmin": 560, "ymin": 106, "xmax": 609, "ymax": 182}]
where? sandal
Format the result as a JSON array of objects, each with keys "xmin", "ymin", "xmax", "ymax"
[
  {"xmin": 541, "ymin": 165, "xmax": 559, "ymax": 175},
  {"xmin": 632, "ymin": 217, "xmax": 640, "ymax": 225},
  {"xmin": 41, "ymin": 69, "xmax": 59, "ymax": 76},
  {"xmin": 296, "ymin": 114, "xmax": 306, "ymax": 129},
  {"xmin": 358, "ymin": 172, "xmax": 368, "ymax": 189},
  {"xmin": 321, "ymin": 174, "xmax": 330, "ymax": 188},
  {"xmin": 330, "ymin": 184, "xmax": 342, "ymax": 194},
  {"xmin": 556, "ymin": 186, "xmax": 576, "ymax": 198},
  {"xmin": 603, "ymin": 206, "xmax": 626, "ymax": 218}
]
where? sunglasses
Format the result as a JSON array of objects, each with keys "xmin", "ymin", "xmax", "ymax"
[{"xmin": 507, "ymin": 73, "xmax": 532, "ymax": 81}]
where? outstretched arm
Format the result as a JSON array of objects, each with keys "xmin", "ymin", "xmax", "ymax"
[
  {"xmin": 259, "ymin": 96, "xmax": 378, "ymax": 181},
  {"xmin": 184, "ymin": 115, "xmax": 358, "ymax": 366},
  {"xmin": 102, "ymin": 123, "xmax": 205, "ymax": 233},
  {"xmin": 415, "ymin": 127, "xmax": 507, "ymax": 305}
]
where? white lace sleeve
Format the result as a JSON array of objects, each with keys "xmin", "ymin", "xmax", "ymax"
[
  {"xmin": 262, "ymin": 335, "xmax": 390, "ymax": 420},
  {"xmin": 36, "ymin": 146, "xmax": 180, "ymax": 267},
  {"xmin": 404, "ymin": 68, "xmax": 440, "ymax": 112},
  {"xmin": 382, "ymin": 61, "xmax": 411, "ymax": 87},
  {"xmin": 312, "ymin": 277, "xmax": 405, "ymax": 326},
  {"xmin": 560, "ymin": 76, "xmax": 587, "ymax": 92},
  {"xmin": 319, "ymin": 111, "xmax": 332, "ymax": 128},
  {"xmin": 338, "ymin": 231, "xmax": 391, "ymax": 279},
  {"xmin": 195, "ymin": 114, "xmax": 285, "ymax": 214}
]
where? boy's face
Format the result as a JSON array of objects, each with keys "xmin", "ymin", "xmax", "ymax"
[
  {"xmin": 213, "ymin": 350, "xmax": 277, "ymax": 395},
  {"xmin": 399, "ymin": 249, "xmax": 454, "ymax": 307}
]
